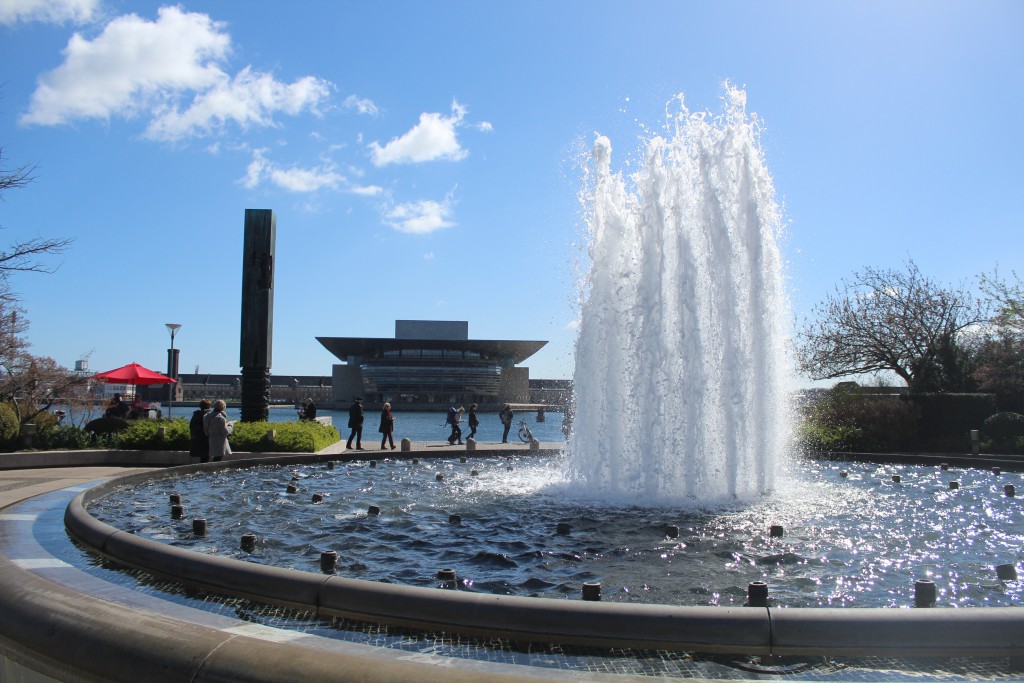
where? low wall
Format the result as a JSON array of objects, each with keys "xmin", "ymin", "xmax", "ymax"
[{"xmin": 63, "ymin": 458, "xmax": 1024, "ymax": 658}]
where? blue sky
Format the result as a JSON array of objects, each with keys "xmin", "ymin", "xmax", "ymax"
[{"xmin": 1, "ymin": 0, "xmax": 1022, "ymax": 384}]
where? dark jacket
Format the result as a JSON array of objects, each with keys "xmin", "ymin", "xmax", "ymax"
[
  {"xmin": 189, "ymin": 408, "xmax": 210, "ymax": 460},
  {"xmin": 379, "ymin": 408, "xmax": 394, "ymax": 434},
  {"xmin": 348, "ymin": 401, "xmax": 364, "ymax": 429}
]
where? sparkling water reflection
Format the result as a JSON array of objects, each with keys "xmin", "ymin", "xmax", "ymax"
[{"xmin": 89, "ymin": 455, "xmax": 1024, "ymax": 608}]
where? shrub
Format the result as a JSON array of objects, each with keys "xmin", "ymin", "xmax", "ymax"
[
  {"xmin": 229, "ymin": 421, "xmax": 339, "ymax": 453},
  {"xmin": 799, "ymin": 385, "xmax": 921, "ymax": 452},
  {"xmin": 116, "ymin": 419, "xmax": 190, "ymax": 451},
  {"xmin": 85, "ymin": 417, "xmax": 131, "ymax": 436},
  {"xmin": 35, "ymin": 424, "xmax": 96, "ymax": 451},
  {"xmin": 982, "ymin": 412, "xmax": 1024, "ymax": 449},
  {"xmin": 0, "ymin": 402, "xmax": 19, "ymax": 449}
]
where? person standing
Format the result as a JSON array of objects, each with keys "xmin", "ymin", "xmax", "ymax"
[
  {"xmin": 447, "ymin": 406, "xmax": 465, "ymax": 445},
  {"xmin": 499, "ymin": 403, "xmax": 514, "ymax": 443},
  {"xmin": 379, "ymin": 402, "xmax": 396, "ymax": 450},
  {"xmin": 205, "ymin": 399, "xmax": 233, "ymax": 462},
  {"xmin": 467, "ymin": 403, "xmax": 479, "ymax": 441},
  {"xmin": 189, "ymin": 400, "xmax": 211, "ymax": 462},
  {"xmin": 346, "ymin": 396, "xmax": 364, "ymax": 449}
]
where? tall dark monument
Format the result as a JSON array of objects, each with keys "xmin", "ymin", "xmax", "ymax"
[{"xmin": 239, "ymin": 209, "xmax": 276, "ymax": 422}]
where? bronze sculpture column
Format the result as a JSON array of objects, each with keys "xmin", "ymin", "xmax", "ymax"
[{"xmin": 239, "ymin": 209, "xmax": 276, "ymax": 422}]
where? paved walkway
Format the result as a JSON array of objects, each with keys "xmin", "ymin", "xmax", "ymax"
[{"xmin": 0, "ymin": 465, "xmax": 157, "ymax": 509}]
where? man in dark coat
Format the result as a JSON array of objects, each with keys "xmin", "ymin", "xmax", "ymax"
[
  {"xmin": 346, "ymin": 397, "xmax": 364, "ymax": 449},
  {"xmin": 189, "ymin": 400, "xmax": 211, "ymax": 462}
]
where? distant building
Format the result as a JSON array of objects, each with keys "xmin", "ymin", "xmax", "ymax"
[{"xmin": 317, "ymin": 320, "xmax": 547, "ymax": 408}]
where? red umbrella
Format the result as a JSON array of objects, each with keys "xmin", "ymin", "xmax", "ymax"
[{"xmin": 92, "ymin": 362, "xmax": 176, "ymax": 386}]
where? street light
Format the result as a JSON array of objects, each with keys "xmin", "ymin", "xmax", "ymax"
[{"xmin": 166, "ymin": 323, "xmax": 181, "ymax": 419}]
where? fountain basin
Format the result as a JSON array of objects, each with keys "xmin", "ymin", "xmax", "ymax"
[{"xmin": 65, "ymin": 454, "xmax": 1024, "ymax": 658}]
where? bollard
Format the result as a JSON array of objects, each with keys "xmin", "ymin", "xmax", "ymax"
[
  {"xmin": 170, "ymin": 493, "xmax": 181, "ymax": 505},
  {"xmin": 769, "ymin": 525, "xmax": 784, "ymax": 538},
  {"xmin": 449, "ymin": 514, "xmax": 462, "ymax": 524},
  {"xmin": 157, "ymin": 426, "xmax": 166, "ymax": 440},
  {"xmin": 970, "ymin": 429, "xmax": 980, "ymax": 457},
  {"xmin": 529, "ymin": 438, "xmax": 540, "ymax": 451},
  {"xmin": 437, "ymin": 568, "xmax": 457, "ymax": 588},
  {"xmin": 992, "ymin": 467, "xmax": 1001, "ymax": 476},
  {"xmin": 286, "ymin": 483, "xmax": 297, "ymax": 494},
  {"xmin": 435, "ymin": 473, "xmax": 445, "ymax": 482},
  {"xmin": 892, "ymin": 475, "xmax": 901, "ymax": 483},
  {"xmin": 466, "ymin": 438, "xmax": 476, "ymax": 451},
  {"xmin": 914, "ymin": 579, "xmax": 936, "ymax": 607},
  {"xmin": 367, "ymin": 504, "xmax": 380, "ymax": 516},
  {"xmin": 470, "ymin": 469, "xmax": 479, "ymax": 476},
  {"xmin": 748, "ymin": 581, "xmax": 768, "ymax": 607},
  {"xmin": 666, "ymin": 524, "xmax": 679, "ymax": 539},
  {"xmin": 460, "ymin": 456, "xmax": 467, "ymax": 463},
  {"xmin": 240, "ymin": 534, "xmax": 257, "ymax": 552},
  {"xmin": 556, "ymin": 522, "xmax": 571, "ymax": 535},
  {"xmin": 320, "ymin": 551, "xmax": 338, "ymax": 573},
  {"xmin": 941, "ymin": 463, "xmax": 949, "ymax": 471},
  {"xmin": 267, "ymin": 429, "xmax": 276, "ymax": 443},
  {"xmin": 171, "ymin": 504, "xmax": 184, "ymax": 520},
  {"xmin": 311, "ymin": 493, "xmax": 324, "ymax": 504},
  {"xmin": 949, "ymin": 481, "xmax": 960, "ymax": 490},
  {"xmin": 582, "ymin": 582, "xmax": 602, "ymax": 601},
  {"xmin": 369, "ymin": 460, "xmax": 377, "ymax": 468},
  {"xmin": 839, "ymin": 470, "xmax": 848, "ymax": 478},
  {"xmin": 1006, "ymin": 484, "xmax": 1016, "ymax": 497},
  {"xmin": 996, "ymin": 564, "xmax": 1019, "ymax": 581},
  {"xmin": 411, "ymin": 457, "xmax": 419, "ymax": 464},
  {"xmin": 327, "ymin": 461, "xmax": 335, "ymax": 470},
  {"xmin": 401, "ymin": 438, "xmax": 412, "ymax": 452},
  {"xmin": 192, "ymin": 518, "xmax": 207, "ymax": 536}
]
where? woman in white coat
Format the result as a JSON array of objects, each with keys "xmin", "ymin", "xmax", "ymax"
[{"xmin": 205, "ymin": 399, "xmax": 233, "ymax": 461}]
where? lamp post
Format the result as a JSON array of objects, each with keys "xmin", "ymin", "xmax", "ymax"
[{"xmin": 166, "ymin": 323, "xmax": 181, "ymax": 419}]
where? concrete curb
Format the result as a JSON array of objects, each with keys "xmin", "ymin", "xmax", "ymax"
[{"xmin": 65, "ymin": 462, "xmax": 1024, "ymax": 658}]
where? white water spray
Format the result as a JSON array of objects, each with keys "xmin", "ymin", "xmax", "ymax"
[{"xmin": 568, "ymin": 87, "xmax": 792, "ymax": 503}]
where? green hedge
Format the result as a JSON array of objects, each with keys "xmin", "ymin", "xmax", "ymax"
[{"xmin": 112, "ymin": 418, "xmax": 340, "ymax": 453}]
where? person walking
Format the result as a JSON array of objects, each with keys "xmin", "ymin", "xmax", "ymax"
[
  {"xmin": 499, "ymin": 403, "xmax": 514, "ymax": 443},
  {"xmin": 346, "ymin": 396, "xmax": 364, "ymax": 449},
  {"xmin": 379, "ymin": 402, "xmax": 396, "ymax": 450},
  {"xmin": 189, "ymin": 400, "xmax": 211, "ymax": 462},
  {"xmin": 447, "ymin": 406, "xmax": 465, "ymax": 445},
  {"xmin": 467, "ymin": 403, "xmax": 479, "ymax": 441},
  {"xmin": 205, "ymin": 400, "xmax": 233, "ymax": 462}
]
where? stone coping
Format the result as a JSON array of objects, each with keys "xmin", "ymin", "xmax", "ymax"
[{"xmin": 64, "ymin": 453, "xmax": 1024, "ymax": 658}]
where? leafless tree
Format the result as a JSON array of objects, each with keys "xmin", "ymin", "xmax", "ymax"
[
  {"xmin": 0, "ymin": 146, "xmax": 74, "ymax": 300},
  {"xmin": 796, "ymin": 259, "xmax": 988, "ymax": 392},
  {"xmin": 980, "ymin": 268, "xmax": 1024, "ymax": 334}
]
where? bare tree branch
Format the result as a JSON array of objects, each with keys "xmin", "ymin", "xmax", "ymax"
[{"xmin": 796, "ymin": 259, "xmax": 988, "ymax": 391}]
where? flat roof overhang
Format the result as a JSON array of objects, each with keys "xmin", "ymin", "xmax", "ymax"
[{"xmin": 317, "ymin": 337, "xmax": 547, "ymax": 365}]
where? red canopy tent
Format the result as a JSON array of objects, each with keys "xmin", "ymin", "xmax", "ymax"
[{"xmin": 92, "ymin": 362, "xmax": 176, "ymax": 387}]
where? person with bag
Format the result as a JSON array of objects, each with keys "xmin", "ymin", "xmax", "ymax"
[
  {"xmin": 379, "ymin": 402, "xmax": 396, "ymax": 450},
  {"xmin": 346, "ymin": 396, "xmax": 364, "ymax": 449}
]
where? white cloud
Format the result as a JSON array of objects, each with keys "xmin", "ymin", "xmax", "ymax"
[
  {"xmin": 20, "ymin": 6, "xmax": 332, "ymax": 141},
  {"xmin": 369, "ymin": 100, "xmax": 468, "ymax": 166},
  {"xmin": 241, "ymin": 148, "xmax": 348, "ymax": 194},
  {"xmin": 343, "ymin": 94, "xmax": 378, "ymax": 116},
  {"xmin": 423, "ymin": 252, "xmax": 435, "ymax": 260},
  {"xmin": 476, "ymin": 121, "xmax": 494, "ymax": 133},
  {"xmin": 146, "ymin": 67, "xmax": 331, "ymax": 141},
  {"xmin": 351, "ymin": 185, "xmax": 383, "ymax": 196},
  {"xmin": 383, "ymin": 196, "xmax": 456, "ymax": 234},
  {"xmin": 0, "ymin": 0, "xmax": 98, "ymax": 24}
]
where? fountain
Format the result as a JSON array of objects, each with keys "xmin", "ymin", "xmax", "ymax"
[
  {"xmin": 7, "ymin": 88, "xmax": 1018, "ymax": 682},
  {"xmin": 569, "ymin": 85, "xmax": 791, "ymax": 502}
]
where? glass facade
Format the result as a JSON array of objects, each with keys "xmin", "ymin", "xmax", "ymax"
[{"xmin": 361, "ymin": 347, "xmax": 502, "ymax": 398}]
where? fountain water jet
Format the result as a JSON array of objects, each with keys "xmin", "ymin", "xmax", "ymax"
[{"xmin": 569, "ymin": 86, "xmax": 792, "ymax": 502}]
